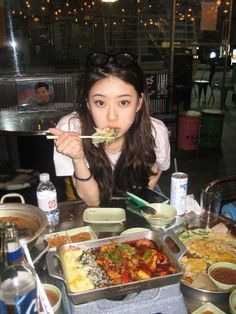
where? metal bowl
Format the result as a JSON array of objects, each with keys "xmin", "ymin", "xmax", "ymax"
[{"xmin": 0, "ymin": 193, "xmax": 47, "ymax": 248}]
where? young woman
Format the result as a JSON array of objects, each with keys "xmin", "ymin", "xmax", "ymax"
[{"xmin": 50, "ymin": 53, "xmax": 170, "ymax": 206}]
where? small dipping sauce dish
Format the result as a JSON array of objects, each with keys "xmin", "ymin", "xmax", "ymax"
[{"xmin": 208, "ymin": 262, "xmax": 236, "ymax": 291}]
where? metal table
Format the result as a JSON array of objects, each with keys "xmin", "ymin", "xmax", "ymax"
[
  {"xmin": 34, "ymin": 199, "xmax": 234, "ymax": 313},
  {"xmin": 0, "ymin": 103, "xmax": 76, "ymax": 169},
  {"xmin": 0, "ymin": 103, "xmax": 76, "ymax": 135}
]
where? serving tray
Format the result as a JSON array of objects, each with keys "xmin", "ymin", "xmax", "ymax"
[{"xmin": 46, "ymin": 230, "xmax": 186, "ymax": 304}]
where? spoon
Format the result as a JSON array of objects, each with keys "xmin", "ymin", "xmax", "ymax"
[
  {"xmin": 140, "ymin": 206, "xmax": 169, "ymax": 219},
  {"xmin": 140, "ymin": 205, "xmax": 157, "ymax": 216}
]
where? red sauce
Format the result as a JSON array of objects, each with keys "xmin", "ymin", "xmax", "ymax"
[
  {"xmin": 69, "ymin": 232, "xmax": 91, "ymax": 242},
  {"xmin": 39, "ymin": 289, "xmax": 58, "ymax": 311},
  {"xmin": 211, "ymin": 267, "xmax": 236, "ymax": 284},
  {"xmin": 201, "ymin": 311, "xmax": 214, "ymax": 314}
]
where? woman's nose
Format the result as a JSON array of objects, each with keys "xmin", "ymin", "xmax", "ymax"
[{"xmin": 107, "ymin": 105, "xmax": 118, "ymax": 121}]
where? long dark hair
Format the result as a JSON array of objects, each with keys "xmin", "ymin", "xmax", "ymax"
[{"xmin": 77, "ymin": 58, "xmax": 157, "ymax": 204}]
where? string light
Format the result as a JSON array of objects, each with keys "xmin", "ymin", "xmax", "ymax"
[{"xmin": 9, "ymin": 0, "xmax": 231, "ymax": 31}]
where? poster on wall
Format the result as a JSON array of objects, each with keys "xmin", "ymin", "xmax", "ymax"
[
  {"xmin": 145, "ymin": 74, "xmax": 157, "ymax": 99},
  {"xmin": 16, "ymin": 80, "xmax": 54, "ymax": 105},
  {"xmin": 145, "ymin": 73, "xmax": 168, "ymax": 99}
]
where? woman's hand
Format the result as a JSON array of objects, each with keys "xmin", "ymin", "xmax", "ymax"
[{"xmin": 49, "ymin": 128, "xmax": 84, "ymax": 160}]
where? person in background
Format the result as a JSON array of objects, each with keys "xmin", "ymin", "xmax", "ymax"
[
  {"xmin": 34, "ymin": 82, "xmax": 53, "ymax": 105},
  {"xmin": 49, "ymin": 53, "xmax": 170, "ymax": 206}
]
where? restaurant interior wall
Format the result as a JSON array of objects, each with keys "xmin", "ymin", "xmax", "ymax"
[
  {"xmin": 0, "ymin": 0, "xmax": 235, "ymax": 193},
  {"xmin": 0, "ymin": 0, "xmax": 234, "ymax": 108}
]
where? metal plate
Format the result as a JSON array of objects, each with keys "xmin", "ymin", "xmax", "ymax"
[
  {"xmin": 46, "ymin": 229, "xmax": 186, "ymax": 304},
  {"xmin": 180, "ymin": 282, "xmax": 231, "ymax": 304},
  {"xmin": 179, "ymin": 215, "xmax": 236, "ymax": 304}
]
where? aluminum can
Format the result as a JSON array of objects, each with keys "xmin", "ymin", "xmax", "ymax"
[{"xmin": 170, "ymin": 172, "xmax": 188, "ymax": 216}]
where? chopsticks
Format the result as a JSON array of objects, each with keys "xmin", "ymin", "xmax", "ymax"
[{"xmin": 46, "ymin": 135, "xmax": 114, "ymax": 140}]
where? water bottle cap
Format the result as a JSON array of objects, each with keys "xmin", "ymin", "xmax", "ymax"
[{"xmin": 39, "ymin": 173, "xmax": 50, "ymax": 182}]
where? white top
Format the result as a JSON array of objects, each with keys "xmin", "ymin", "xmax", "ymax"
[{"xmin": 53, "ymin": 112, "xmax": 170, "ymax": 176}]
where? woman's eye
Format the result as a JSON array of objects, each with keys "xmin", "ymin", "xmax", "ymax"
[
  {"xmin": 120, "ymin": 100, "xmax": 129, "ymax": 107},
  {"xmin": 95, "ymin": 100, "xmax": 105, "ymax": 107}
]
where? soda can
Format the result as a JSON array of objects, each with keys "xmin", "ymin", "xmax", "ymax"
[{"xmin": 170, "ymin": 172, "xmax": 188, "ymax": 216}]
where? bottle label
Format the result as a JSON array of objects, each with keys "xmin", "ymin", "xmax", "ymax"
[
  {"xmin": 15, "ymin": 289, "xmax": 38, "ymax": 314},
  {"xmin": 37, "ymin": 190, "xmax": 58, "ymax": 212},
  {"xmin": 7, "ymin": 247, "xmax": 22, "ymax": 263}
]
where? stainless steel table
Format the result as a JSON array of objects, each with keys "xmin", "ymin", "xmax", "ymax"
[
  {"xmin": 34, "ymin": 199, "xmax": 235, "ymax": 313},
  {"xmin": 0, "ymin": 103, "xmax": 76, "ymax": 169},
  {"xmin": 0, "ymin": 103, "xmax": 76, "ymax": 135}
]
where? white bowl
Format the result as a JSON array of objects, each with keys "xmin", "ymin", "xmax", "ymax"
[
  {"xmin": 208, "ymin": 262, "xmax": 236, "ymax": 291},
  {"xmin": 39, "ymin": 284, "xmax": 62, "ymax": 314},
  {"xmin": 120, "ymin": 227, "xmax": 150, "ymax": 235},
  {"xmin": 141, "ymin": 203, "xmax": 177, "ymax": 228},
  {"xmin": 83, "ymin": 207, "xmax": 126, "ymax": 224},
  {"xmin": 229, "ymin": 289, "xmax": 236, "ymax": 314}
]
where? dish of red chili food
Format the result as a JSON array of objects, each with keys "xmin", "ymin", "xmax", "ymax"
[{"xmin": 95, "ymin": 238, "xmax": 177, "ymax": 285}]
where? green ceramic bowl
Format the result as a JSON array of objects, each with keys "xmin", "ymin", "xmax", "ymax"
[
  {"xmin": 208, "ymin": 262, "xmax": 236, "ymax": 291},
  {"xmin": 141, "ymin": 203, "xmax": 177, "ymax": 228},
  {"xmin": 229, "ymin": 289, "xmax": 236, "ymax": 314}
]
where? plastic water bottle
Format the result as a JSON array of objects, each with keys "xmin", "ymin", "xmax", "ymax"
[
  {"xmin": 0, "ymin": 222, "xmax": 38, "ymax": 314},
  {"xmin": 36, "ymin": 173, "xmax": 59, "ymax": 231}
]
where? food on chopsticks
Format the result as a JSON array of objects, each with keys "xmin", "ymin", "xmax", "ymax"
[
  {"xmin": 46, "ymin": 127, "xmax": 118, "ymax": 143},
  {"xmin": 91, "ymin": 127, "xmax": 118, "ymax": 147},
  {"xmin": 61, "ymin": 238, "xmax": 177, "ymax": 292},
  {"xmin": 179, "ymin": 228, "xmax": 236, "ymax": 290}
]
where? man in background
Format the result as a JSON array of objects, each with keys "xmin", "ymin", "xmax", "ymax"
[{"xmin": 34, "ymin": 82, "xmax": 53, "ymax": 104}]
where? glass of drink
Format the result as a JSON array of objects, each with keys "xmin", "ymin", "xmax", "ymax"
[{"xmin": 200, "ymin": 185, "xmax": 223, "ymax": 228}]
